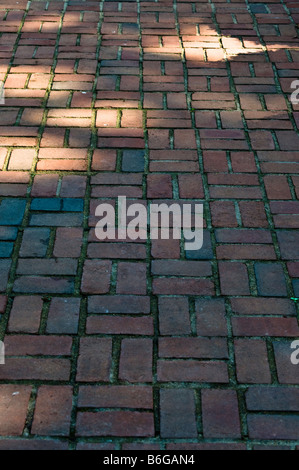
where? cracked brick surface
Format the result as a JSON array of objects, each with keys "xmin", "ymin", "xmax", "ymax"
[{"xmin": 0, "ymin": 0, "xmax": 298, "ymax": 451}]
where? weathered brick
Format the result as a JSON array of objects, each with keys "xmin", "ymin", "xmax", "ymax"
[
  {"xmin": 78, "ymin": 385, "xmax": 153, "ymax": 409},
  {"xmin": 76, "ymin": 338, "xmax": 112, "ymax": 382},
  {"xmin": 46, "ymin": 297, "xmax": 80, "ymax": 334},
  {"xmin": 119, "ymin": 338, "xmax": 153, "ymax": 383},
  {"xmin": 81, "ymin": 260, "xmax": 112, "ymax": 294},
  {"xmin": 235, "ymin": 339, "xmax": 271, "ymax": 384},
  {"xmin": 31, "ymin": 386, "xmax": 73, "ymax": 436},
  {"xmin": 254, "ymin": 262, "xmax": 287, "ymax": 296},
  {"xmin": 76, "ymin": 411, "xmax": 154, "ymax": 437},
  {"xmin": 158, "ymin": 297, "xmax": 191, "ymax": 335},
  {"xmin": 196, "ymin": 298, "xmax": 228, "ymax": 336},
  {"xmin": 246, "ymin": 387, "xmax": 299, "ymax": 411},
  {"xmin": 0, "ymin": 385, "xmax": 32, "ymax": 436},
  {"xmin": 160, "ymin": 389, "xmax": 197, "ymax": 438},
  {"xmin": 157, "ymin": 361, "xmax": 229, "ymax": 383},
  {"xmin": 219, "ymin": 261, "xmax": 250, "ymax": 295},
  {"xmin": 202, "ymin": 390, "xmax": 241, "ymax": 438},
  {"xmin": 116, "ymin": 262, "xmax": 147, "ymax": 295},
  {"xmin": 248, "ymin": 415, "xmax": 299, "ymax": 440},
  {"xmin": 8, "ymin": 296, "xmax": 42, "ymax": 333}
]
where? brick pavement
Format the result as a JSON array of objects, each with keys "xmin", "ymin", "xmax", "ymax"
[{"xmin": 0, "ymin": 0, "xmax": 298, "ymax": 451}]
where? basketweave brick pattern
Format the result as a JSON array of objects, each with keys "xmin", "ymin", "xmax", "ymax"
[{"xmin": 0, "ymin": 0, "xmax": 298, "ymax": 451}]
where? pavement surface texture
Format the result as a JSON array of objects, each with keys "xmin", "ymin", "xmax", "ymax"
[{"xmin": 0, "ymin": 0, "xmax": 299, "ymax": 451}]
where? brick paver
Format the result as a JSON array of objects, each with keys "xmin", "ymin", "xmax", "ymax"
[{"xmin": 0, "ymin": 0, "xmax": 298, "ymax": 451}]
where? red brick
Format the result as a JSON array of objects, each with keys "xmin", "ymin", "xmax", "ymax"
[
  {"xmin": 147, "ymin": 174, "xmax": 172, "ymax": 198},
  {"xmin": 248, "ymin": 415, "xmax": 299, "ymax": 440},
  {"xmin": 230, "ymin": 152, "xmax": 257, "ymax": 172},
  {"xmin": 210, "ymin": 201, "xmax": 238, "ymax": 227},
  {"xmin": 76, "ymin": 338, "xmax": 112, "ymax": 382},
  {"xmin": 86, "ymin": 315, "xmax": 154, "ymax": 336},
  {"xmin": 54, "ymin": 228, "xmax": 83, "ymax": 258},
  {"xmin": 31, "ymin": 386, "xmax": 73, "ymax": 436},
  {"xmin": 157, "ymin": 361, "xmax": 229, "ymax": 383},
  {"xmin": 60, "ymin": 175, "xmax": 87, "ymax": 197},
  {"xmin": 232, "ymin": 317, "xmax": 299, "ymax": 337},
  {"xmin": 8, "ymin": 296, "xmax": 43, "ymax": 333},
  {"xmin": 235, "ymin": 339, "xmax": 271, "ymax": 384},
  {"xmin": 219, "ymin": 261, "xmax": 250, "ymax": 295},
  {"xmin": 203, "ymin": 151, "xmax": 228, "ymax": 172},
  {"xmin": 178, "ymin": 174, "xmax": 204, "ymax": 198},
  {"xmin": 158, "ymin": 297, "xmax": 191, "ymax": 335},
  {"xmin": 231, "ymin": 297, "xmax": 296, "ymax": 316},
  {"xmin": 0, "ymin": 358, "xmax": 70, "ymax": 381},
  {"xmin": 76, "ymin": 411, "xmax": 154, "ymax": 437},
  {"xmin": 0, "ymin": 385, "xmax": 32, "ymax": 436},
  {"xmin": 4, "ymin": 335, "xmax": 72, "ymax": 356},
  {"xmin": 78, "ymin": 385, "xmax": 153, "ymax": 409},
  {"xmin": 119, "ymin": 338, "xmax": 153, "ymax": 383},
  {"xmin": 196, "ymin": 298, "xmax": 228, "ymax": 336},
  {"xmin": 151, "ymin": 238, "xmax": 180, "ymax": 259},
  {"xmin": 246, "ymin": 386, "xmax": 299, "ymax": 411},
  {"xmin": 116, "ymin": 262, "xmax": 147, "ymax": 295},
  {"xmin": 202, "ymin": 390, "xmax": 241, "ymax": 438},
  {"xmin": 92, "ymin": 149, "xmax": 117, "ymax": 171},
  {"xmin": 81, "ymin": 260, "xmax": 112, "ymax": 294},
  {"xmin": 31, "ymin": 174, "xmax": 59, "ymax": 197},
  {"xmin": 153, "ymin": 278, "xmax": 214, "ymax": 295},
  {"xmin": 159, "ymin": 337, "xmax": 228, "ymax": 359}
]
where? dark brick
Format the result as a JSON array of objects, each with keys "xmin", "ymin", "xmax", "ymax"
[
  {"xmin": 119, "ymin": 338, "xmax": 153, "ymax": 383},
  {"xmin": 248, "ymin": 415, "xmax": 299, "ymax": 440},
  {"xmin": 76, "ymin": 411, "xmax": 154, "ymax": 437},
  {"xmin": 157, "ymin": 361, "xmax": 229, "ymax": 383},
  {"xmin": 20, "ymin": 228, "xmax": 50, "ymax": 257},
  {"xmin": 122, "ymin": 149, "xmax": 145, "ymax": 172},
  {"xmin": 159, "ymin": 337, "xmax": 228, "ymax": 359},
  {"xmin": 219, "ymin": 261, "xmax": 250, "ymax": 295},
  {"xmin": 88, "ymin": 295, "xmax": 150, "ymax": 314},
  {"xmin": 160, "ymin": 389, "xmax": 197, "ymax": 438},
  {"xmin": 196, "ymin": 298, "xmax": 228, "ymax": 336},
  {"xmin": 235, "ymin": 339, "xmax": 271, "ymax": 383},
  {"xmin": 277, "ymin": 231, "xmax": 299, "ymax": 260},
  {"xmin": 158, "ymin": 297, "xmax": 191, "ymax": 335},
  {"xmin": 185, "ymin": 230, "xmax": 213, "ymax": 260},
  {"xmin": 246, "ymin": 387, "xmax": 299, "ymax": 411},
  {"xmin": 46, "ymin": 297, "xmax": 80, "ymax": 334},
  {"xmin": 13, "ymin": 276, "xmax": 74, "ymax": 294},
  {"xmin": 76, "ymin": 338, "xmax": 112, "ymax": 382},
  {"xmin": 202, "ymin": 390, "xmax": 241, "ymax": 438},
  {"xmin": 273, "ymin": 341, "xmax": 299, "ymax": 384},
  {"xmin": 0, "ymin": 199, "xmax": 26, "ymax": 226},
  {"xmin": 0, "ymin": 260, "xmax": 11, "ymax": 292},
  {"xmin": 255, "ymin": 262, "xmax": 287, "ymax": 296},
  {"xmin": 0, "ymin": 358, "xmax": 70, "ymax": 381}
]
